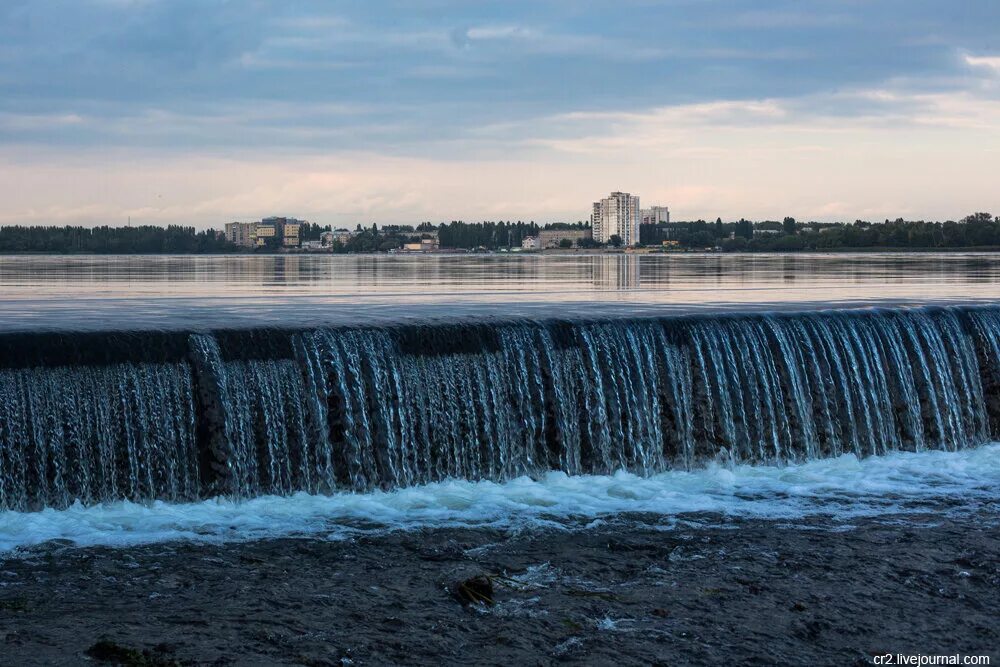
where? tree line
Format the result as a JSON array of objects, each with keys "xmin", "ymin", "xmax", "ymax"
[
  {"xmin": 737, "ymin": 213, "xmax": 1000, "ymax": 251},
  {"xmin": 640, "ymin": 213, "xmax": 1000, "ymax": 251},
  {"xmin": 3, "ymin": 214, "xmax": 998, "ymax": 253},
  {"xmin": 328, "ymin": 221, "xmax": 547, "ymax": 252},
  {"xmin": 0, "ymin": 225, "xmax": 236, "ymax": 253},
  {"xmin": 436, "ymin": 221, "xmax": 542, "ymax": 249}
]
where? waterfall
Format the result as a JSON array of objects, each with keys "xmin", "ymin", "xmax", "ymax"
[
  {"xmin": 1, "ymin": 305, "xmax": 998, "ymax": 510},
  {"xmin": 0, "ymin": 362, "xmax": 198, "ymax": 511}
]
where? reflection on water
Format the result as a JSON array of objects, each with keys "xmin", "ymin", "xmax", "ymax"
[{"xmin": 0, "ymin": 253, "xmax": 998, "ymax": 331}]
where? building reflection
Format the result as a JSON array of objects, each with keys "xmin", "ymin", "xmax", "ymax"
[{"xmin": 591, "ymin": 255, "xmax": 641, "ymax": 290}]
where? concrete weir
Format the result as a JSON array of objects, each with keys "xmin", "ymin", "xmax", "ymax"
[{"xmin": 1, "ymin": 304, "xmax": 999, "ymax": 511}]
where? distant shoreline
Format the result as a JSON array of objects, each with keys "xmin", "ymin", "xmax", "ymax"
[{"xmin": 2, "ymin": 246, "xmax": 1000, "ymax": 257}]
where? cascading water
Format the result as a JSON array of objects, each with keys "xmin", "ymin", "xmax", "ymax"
[
  {"xmin": 2, "ymin": 305, "xmax": 999, "ymax": 511},
  {"xmin": 0, "ymin": 362, "xmax": 199, "ymax": 511}
]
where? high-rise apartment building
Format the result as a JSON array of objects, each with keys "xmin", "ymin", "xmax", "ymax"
[
  {"xmin": 224, "ymin": 221, "xmax": 256, "ymax": 247},
  {"xmin": 640, "ymin": 205, "xmax": 670, "ymax": 225},
  {"xmin": 591, "ymin": 192, "xmax": 640, "ymax": 245}
]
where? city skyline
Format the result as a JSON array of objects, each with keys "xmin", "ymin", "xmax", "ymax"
[{"xmin": 1, "ymin": 2, "xmax": 999, "ymax": 228}]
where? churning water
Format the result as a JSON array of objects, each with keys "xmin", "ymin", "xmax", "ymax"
[{"xmin": 3, "ymin": 444, "xmax": 999, "ymax": 552}]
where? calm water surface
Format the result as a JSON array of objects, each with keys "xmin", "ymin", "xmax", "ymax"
[{"xmin": 0, "ymin": 253, "xmax": 998, "ymax": 331}]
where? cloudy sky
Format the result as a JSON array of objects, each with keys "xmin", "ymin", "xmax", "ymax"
[{"xmin": 1, "ymin": 0, "xmax": 998, "ymax": 227}]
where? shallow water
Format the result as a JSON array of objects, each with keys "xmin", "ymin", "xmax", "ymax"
[{"xmin": 3, "ymin": 444, "xmax": 997, "ymax": 553}]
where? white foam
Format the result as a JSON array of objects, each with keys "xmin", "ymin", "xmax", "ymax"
[{"xmin": 2, "ymin": 444, "xmax": 998, "ymax": 554}]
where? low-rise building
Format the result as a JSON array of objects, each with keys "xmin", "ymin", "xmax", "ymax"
[
  {"xmin": 403, "ymin": 238, "xmax": 440, "ymax": 252},
  {"xmin": 227, "ymin": 216, "xmax": 310, "ymax": 248},
  {"xmin": 521, "ymin": 236, "xmax": 541, "ymax": 250},
  {"xmin": 256, "ymin": 216, "xmax": 306, "ymax": 248},
  {"xmin": 322, "ymin": 229, "xmax": 356, "ymax": 246},
  {"xmin": 538, "ymin": 228, "xmax": 592, "ymax": 248}
]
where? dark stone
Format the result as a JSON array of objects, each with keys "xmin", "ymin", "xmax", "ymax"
[
  {"xmin": 84, "ymin": 640, "xmax": 178, "ymax": 666},
  {"xmin": 454, "ymin": 575, "xmax": 494, "ymax": 605}
]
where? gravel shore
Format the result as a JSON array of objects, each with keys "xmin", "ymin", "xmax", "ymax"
[{"xmin": 1, "ymin": 510, "xmax": 998, "ymax": 665}]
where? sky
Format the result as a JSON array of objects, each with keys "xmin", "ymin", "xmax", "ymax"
[{"xmin": 1, "ymin": 0, "xmax": 999, "ymax": 227}]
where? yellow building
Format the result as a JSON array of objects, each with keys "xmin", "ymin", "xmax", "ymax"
[
  {"xmin": 403, "ymin": 238, "xmax": 439, "ymax": 252},
  {"xmin": 253, "ymin": 225, "xmax": 276, "ymax": 247},
  {"xmin": 283, "ymin": 222, "xmax": 300, "ymax": 247}
]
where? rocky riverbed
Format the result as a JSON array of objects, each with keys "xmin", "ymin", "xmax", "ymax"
[{"xmin": 1, "ymin": 510, "xmax": 998, "ymax": 665}]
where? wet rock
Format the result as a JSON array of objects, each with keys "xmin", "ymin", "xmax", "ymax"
[
  {"xmin": 0, "ymin": 597, "xmax": 29, "ymax": 612},
  {"xmin": 565, "ymin": 589, "xmax": 619, "ymax": 602},
  {"xmin": 551, "ymin": 636, "xmax": 585, "ymax": 658},
  {"xmin": 453, "ymin": 575, "xmax": 494, "ymax": 605},
  {"xmin": 84, "ymin": 639, "xmax": 178, "ymax": 666},
  {"xmin": 792, "ymin": 618, "xmax": 824, "ymax": 640},
  {"xmin": 419, "ymin": 542, "xmax": 467, "ymax": 562},
  {"xmin": 736, "ymin": 577, "xmax": 764, "ymax": 594}
]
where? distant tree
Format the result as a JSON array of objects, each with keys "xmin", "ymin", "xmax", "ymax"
[
  {"xmin": 722, "ymin": 236, "xmax": 749, "ymax": 251},
  {"xmin": 639, "ymin": 224, "xmax": 661, "ymax": 246},
  {"xmin": 559, "ymin": 238, "xmax": 573, "ymax": 248},
  {"xmin": 437, "ymin": 220, "xmax": 540, "ymax": 249},
  {"xmin": 783, "ymin": 217, "xmax": 796, "ymax": 235},
  {"xmin": 737, "ymin": 219, "xmax": 753, "ymax": 240},
  {"xmin": 609, "ymin": 234, "xmax": 623, "ymax": 248},
  {"xmin": 715, "ymin": 217, "xmax": 724, "ymax": 237},
  {"xmin": 963, "ymin": 212, "xmax": 993, "ymax": 225},
  {"xmin": 298, "ymin": 222, "xmax": 328, "ymax": 241},
  {"xmin": 578, "ymin": 237, "xmax": 602, "ymax": 249},
  {"xmin": 0, "ymin": 224, "xmax": 238, "ymax": 254},
  {"xmin": 688, "ymin": 231, "xmax": 717, "ymax": 247}
]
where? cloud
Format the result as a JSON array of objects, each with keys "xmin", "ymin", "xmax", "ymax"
[
  {"xmin": 723, "ymin": 10, "xmax": 854, "ymax": 29},
  {"xmin": 2, "ymin": 76, "xmax": 997, "ymax": 228},
  {"xmin": 463, "ymin": 25, "xmax": 536, "ymax": 41},
  {"xmin": 965, "ymin": 54, "xmax": 1000, "ymax": 74},
  {"xmin": 1, "ymin": 1, "xmax": 999, "ymax": 224},
  {"xmin": 0, "ymin": 112, "xmax": 86, "ymax": 131}
]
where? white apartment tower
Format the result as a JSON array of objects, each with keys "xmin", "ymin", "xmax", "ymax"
[{"xmin": 591, "ymin": 191, "xmax": 640, "ymax": 245}]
